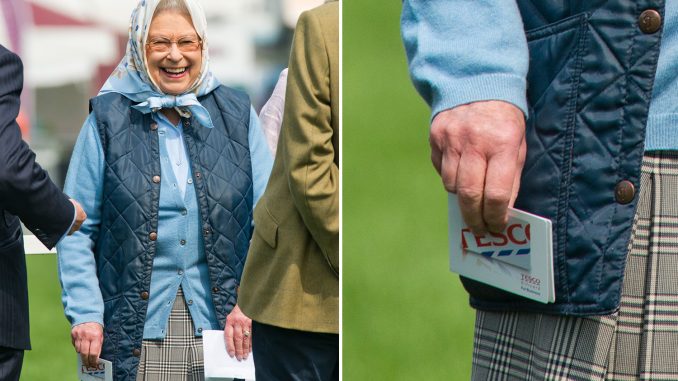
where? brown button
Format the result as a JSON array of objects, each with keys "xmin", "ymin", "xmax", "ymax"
[
  {"xmin": 212, "ymin": 287, "xmax": 219, "ymax": 293},
  {"xmin": 132, "ymin": 348, "xmax": 141, "ymax": 357},
  {"xmin": 152, "ymin": 175, "xmax": 161, "ymax": 184},
  {"xmin": 150, "ymin": 122, "xmax": 158, "ymax": 131},
  {"xmin": 615, "ymin": 180, "xmax": 635, "ymax": 204},
  {"xmin": 149, "ymin": 232, "xmax": 158, "ymax": 241},
  {"xmin": 140, "ymin": 291, "xmax": 149, "ymax": 300},
  {"xmin": 639, "ymin": 9, "xmax": 661, "ymax": 34}
]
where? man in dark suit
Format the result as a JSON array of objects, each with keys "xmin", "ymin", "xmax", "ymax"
[{"xmin": 0, "ymin": 44, "xmax": 86, "ymax": 380}]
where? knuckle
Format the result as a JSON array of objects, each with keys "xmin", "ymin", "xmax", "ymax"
[
  {"xmin": 457, "ymin": 187, "xmax": 483, "ymax": 203},
  {"xmin": 484, "ymin": 189, "xmax": 511, "ymax": 206}
]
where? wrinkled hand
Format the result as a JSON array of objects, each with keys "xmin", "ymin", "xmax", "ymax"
[
  {"xmin": 430, "ymin": 100, "xmax": 526, "ymax": 235},
  {"xmin": 68, "ymin": 199, "xmax": 87, "ymax": 235},
  {"xmin": 71, "ymin": 322, "xmax": 103, "ymax": 369},
  {"xmin": 224, "ymin": 304, "xmax": 252, "ymax": 361}
]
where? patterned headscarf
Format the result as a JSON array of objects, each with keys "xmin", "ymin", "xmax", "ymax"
[{"xmin": 99, "ymin": 0, "xmax": 220, "ymax": 128}]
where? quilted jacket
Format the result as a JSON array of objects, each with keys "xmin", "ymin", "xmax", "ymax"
[
  {"xmin": 89, "ymin": 86, "xmax": 253, "ymax": 380},
  {"xmin": 461, "ymin": 0, "xmax": 666, "ymax": 316}
]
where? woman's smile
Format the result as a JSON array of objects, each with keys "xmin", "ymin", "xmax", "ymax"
[{"xmin": 161, "ymin": 66, "xmax": 189, "ymax": 78}]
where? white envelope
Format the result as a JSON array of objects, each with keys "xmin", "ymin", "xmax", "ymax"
[
  {"xmin": 77, "ymin": 356, "xmax": 112, "ymax": 381},
  {"xmin": 203, "ymin": 330, "xmax": 256, "ymax": 381},
  {"xmin": 448, "ymin": 193, "xmax": 555, "ymax": 303}
]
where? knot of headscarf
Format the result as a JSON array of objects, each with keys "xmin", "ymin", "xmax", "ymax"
[
  {"xmin": 132, "ymin": 93, "xmax": 214, "ymax": 128},
  {"xmin": 98, "ymin": 0, "xmax": 219, "ymax": 129}
]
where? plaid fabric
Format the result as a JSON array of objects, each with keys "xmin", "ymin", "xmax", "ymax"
[
  {"xmin": 472, "ymin": 152, "xmax": 678, "ymax": 381},
  {"xmin": 136, "ymin": 288, "xmax": 205, "ymax": 381}
]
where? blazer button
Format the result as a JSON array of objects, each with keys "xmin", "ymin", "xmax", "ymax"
[
  {"xmin": 140, "ymin": 291, "xmax": 149, "ymax": 300},
  {"xmin": 639, "ymin": 9, "xmax": 661, "ymax": 34},
  {"xmin": 150, "ymin": 122, "xmax": 158, "ymax": 131},
  {"xmin": 133, "ymin": 348, "xmax": 141, "ymax": 357},
  {"xmin": 615, "ymin": 180, "xmax": 635, "ymax": 204},
  {"xmin": 152, "ymin": 175, "xmax": 161, "ymax": 184},
  {"xmin": 149, "ymin": 232, "xmax": 158, "ymax": 241}
]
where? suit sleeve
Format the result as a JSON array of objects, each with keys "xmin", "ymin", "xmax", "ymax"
[
  {"xmin": 0, "ymin": 47, "xmax": 74, "ymax": 249},
  {"xmin": 281, "ymin": 10, "xmax": 339, "ymax": 275}
]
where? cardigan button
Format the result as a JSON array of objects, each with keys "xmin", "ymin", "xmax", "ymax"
[
  {"xmin": 615, "ymin": 180, "xmax": 635, "ymax": 204},
  {"xmin": 152, "ymin": 175, "xmax": 161, "ymax": 184},
  {"xmin": 639, "ymin": 9, "xmax": 661, "ymax": 34},
  {"xmin": 149, "ymin": 232, "xmax": 158, "ymax": 241},
  {"xmin": 140, "ymin": 291, "xmax": 149, "ymax": 300},
  {"xmin": 133, "ymin": 348, "xmax": 141, "ymax": 357}
]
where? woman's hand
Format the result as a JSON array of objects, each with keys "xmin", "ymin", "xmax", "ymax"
[
  {"xmin": 224, "ymin": 304, "xmax": 252, "ymax": 361},
  {"xmin": 71, "ymin": 322, "xmax": 104, "ymax": 368}
]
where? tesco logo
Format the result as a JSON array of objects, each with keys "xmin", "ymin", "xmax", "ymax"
[{"xmin": 461, "ymin": 223, "xmax": 531, "ymax": 249}]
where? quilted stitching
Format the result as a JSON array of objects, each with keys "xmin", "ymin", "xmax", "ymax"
[
  {"xmin": 468, "ymin": 0, "xmax": 665, "ymax": 315},
  {"xmin": 91, "ymin": 86, "xmax": 253, "ymax": 381}
]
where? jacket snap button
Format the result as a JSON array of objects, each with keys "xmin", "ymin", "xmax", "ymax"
[
  {"xmin": 615, "ymin": 180, "xmax": 635, "ymax": 204},
  {"xmin": 152, "ymin": 175, "xmax": 161, "ymax": 184},
  {"xmin": 639, "ymin": 9, "xmax": 661, "ymax": 34},
  {"xmin": 140, "ymin": 291, "xmax": 149, "ymax": 300},
  {"xmin": 195, "ymin": 172, "xmax": 201, "ymax": 179},
  {"xmin": 150, "ymin": 122, "xmax": 158, "ymax": 131},
  {"xmin": 133, "ymin": 348, "xmax": 141, "ymax": 357},
  {"xmin": 149, "ymin": 232, "xmax": 158, "ymax": 241},
  {"xmin": 212, "ymin": 287, "xmax": 219, "ymax": 293}
]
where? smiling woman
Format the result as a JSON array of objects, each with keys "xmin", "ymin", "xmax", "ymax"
[
  {"xmin": 55, "ymin": 0, "xmax": 273, "ymax": 380},
  {"xmin": 145, "ymin": 5, "xmax": 202, "ymax": 98}
]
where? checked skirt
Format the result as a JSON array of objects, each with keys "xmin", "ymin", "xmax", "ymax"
[
  {"xmin": 136, "ymin": 288, "xmax": 205, "ymax": 381},
  {"xmin": 472, "ymin": 152, "xmax": 678, "ymax": 381}
]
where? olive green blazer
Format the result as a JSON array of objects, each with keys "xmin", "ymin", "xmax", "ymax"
[{"xmin": 239, "ymin": 2, "xmax": 339, "ymax": 334}]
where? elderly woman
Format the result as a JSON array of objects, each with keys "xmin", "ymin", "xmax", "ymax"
[{"xmin": 56, "ymin": 0, "xmax": 272, "ymax": 379}]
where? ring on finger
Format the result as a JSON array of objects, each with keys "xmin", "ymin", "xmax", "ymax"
[{"xmin": 243, "ymin": 329, "xmax": 251, "ymax": 338}]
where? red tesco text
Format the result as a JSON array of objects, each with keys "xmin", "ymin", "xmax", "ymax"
[{"xmin": 461, "ymin": 223, "xmax": 531, "ymax": 249}]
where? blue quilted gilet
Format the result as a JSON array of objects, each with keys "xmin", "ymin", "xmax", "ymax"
[
  {"xmin": 461, "ymin": 1, "xmax": 665, "ymax": 316},
  {"xmin": 89, "ymin": 86, "xmax": 253, "ymax": 381}
]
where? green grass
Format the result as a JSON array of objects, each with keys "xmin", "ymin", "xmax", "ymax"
[
  {"xmin": 23, "ymin": 255, "xmax": 77, "ymax": 380},
  {"xmin": 342, "ymin": 2, "xmax": 475, "ymax": 379}
]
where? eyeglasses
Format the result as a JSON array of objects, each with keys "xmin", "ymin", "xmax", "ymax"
[{"xmin": 146, "ymin": 37, "xmax": 202, "ymax": 53}]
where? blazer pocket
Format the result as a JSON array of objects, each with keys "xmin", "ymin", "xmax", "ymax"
[{"xmin": 253, "ymin": 206, "xmax": 279, "ymax": 249}]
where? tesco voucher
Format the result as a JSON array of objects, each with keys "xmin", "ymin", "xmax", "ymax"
[{"xmin": 448, "ymin": 193, "xmax": 555, "ymax": 303}]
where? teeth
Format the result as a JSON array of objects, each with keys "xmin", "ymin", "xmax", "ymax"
[{"xmin": 164, "ymin": 67, "xmax": 186, "ymax": 74}]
